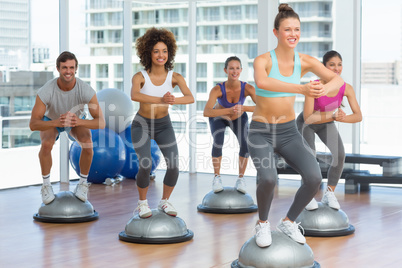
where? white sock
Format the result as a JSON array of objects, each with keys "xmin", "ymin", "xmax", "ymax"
[
  {"xmin": 42, "ymin": 174, "xmax": 51, "ymax": 185},
  {"xmin": 138, "ymin": 199, "xmax": 148, "ymax": 205},
  {"xmin": 79, "ymin": 173, "xmax": 88, "ymax": 184}
]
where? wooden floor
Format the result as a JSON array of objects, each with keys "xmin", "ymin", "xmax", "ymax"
[{"xmin": 1, "ymin": 171, "xmax": 402, "ymax": 268}]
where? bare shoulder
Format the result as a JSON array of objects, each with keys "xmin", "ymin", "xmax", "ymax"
[
  {"xmin": 254, "ymin": 52, "xmax": 271, "ymax": 65},
  {"xmin": 244, "ymin": 83, "xmax": 255, "ymax": 94},
  {"xmin": 245, "ymin": 82, "xmax": 255, "ymax": 90},
  {"xmin": 132, "ymin": 71, "xmax": 145, "ymax": 81},
  {"xmin": 299, "ymin": 53, "xmax": 318, "ymax": 65},
  {"xmin": 172, "ymin": 71, "xmax": 184, "ymax": 81},
  {"xmin": 344, "ymin": 83, "xmax": 354, "ymax": 96}
]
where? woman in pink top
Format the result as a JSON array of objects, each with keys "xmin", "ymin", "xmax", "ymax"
[{"xmin": 296, "ymin": 50, "xmax": 362, "ymax": 210}]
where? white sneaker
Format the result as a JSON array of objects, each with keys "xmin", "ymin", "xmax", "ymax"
[
  {"xmin": 158, "ymin": 199, "xmax": 177, "ymax": 216},
  {"xmin": 74, "ymin": 181, "xmax": 89, "ymax": 202},
  {"xmin": 235, "ymin": 177, "xmax": 246, "ymax": 194},
  {"xmin": 212, "ymin": 175, "xmax": 223, "ymax": 193},
  {"xmin": 321, "ymin": 187, "xmax": 340, "ymax": 210},
  {"xmin": 277, "ymin": 218, "xmax": 306, "ymax": 244},
  {"xmin": 136, "ymin": 200, "xmax": 152, "ymax": 218},
  {"xmin": 255, "ymin": 221, "xmax": 272, "ymax": 247},
  {"xmin": 305, "ymin": 198, "xmax": 318, "ymax": 211},
  {"xmin": 41, "ymin": 184, "xmax": 55, "ymax": 205}
]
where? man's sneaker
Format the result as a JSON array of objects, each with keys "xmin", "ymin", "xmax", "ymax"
[
  {"xmin": 321, "ymin": 187, "xmax": 340, "ymax": 210},
  {"xmin": 74, "ymin": 181, "xmax": 89, "ymax": 202},
  {"xmin": 41, "ymin": 184, "xmax": 55, "ymax": 205},
  {"xmin": 277, "ymin": 218, "xmax": 306, "ymax": 244},
  {"xmin": 212, "ymin": 175, "xmax": 223, "ymax": 193},
  {"xmin": 305, "ymin": 198, "xmax": 319, "ymax": 211},
  {"xmin": 235, "ymin": 177, "xmax": 247, "ymax": 194},
  {"xmin": 158, "ymin": 199, "xmax": 177, "ymax": 217},
  {"xmin": 255, "ymin": 221, "xmax": 272, "ymax": 247},
  {"xmin": 136, "ymin": 200, "xmax": 152, "ymax": 218}
]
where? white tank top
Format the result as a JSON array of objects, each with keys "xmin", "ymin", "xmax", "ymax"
[{"xmin": 140, "ymin": 70, "xmax": 173, "ymax": 97}]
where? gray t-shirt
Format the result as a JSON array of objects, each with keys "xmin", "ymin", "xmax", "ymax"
[{"xmin": 38, "ymin": 78, "xmax": 96, "ymax": 120}]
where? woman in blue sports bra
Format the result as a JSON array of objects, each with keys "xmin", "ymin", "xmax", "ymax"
[
  {"xmin": 249, "ymin": 4, "xmax": 344, "ymax": 248},
  {"xmin": 203, "ymin": 56, "xmax": 256, "ymax": 194}
]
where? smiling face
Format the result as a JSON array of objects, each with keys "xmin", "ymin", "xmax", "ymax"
[
  {"xmin": 151, "ymin": 41, "xmax": 168, "ymax": 67},
  {"xmin": 224, "ymin": 60, "xmax": 242, "ymax": 81},
  {"xmin": 274, "ymin": 17, "xmax": 300, "ymax": 49},
  {"xmin": 325, "ymin": 56, "xmax": 343, "ymax": 76},
  {"xmin": 57, "ymin": 59, "xmax": 77, "ymax": 84}
]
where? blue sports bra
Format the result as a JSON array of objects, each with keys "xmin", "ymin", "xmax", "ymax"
[
  {"xmin": 256, "ymin": 49, "xmax": 301, "ymax": 98},
  {"xmin": 217, "ymin": 81, "xmax": 247, "ymax": 108}
]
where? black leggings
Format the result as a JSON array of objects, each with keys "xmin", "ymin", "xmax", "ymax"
[
  {"xmin": 247, "ymin": 120, "xmax": 322, "ymax": 221},
  {"xmin": 209, "ymin": 112, "xmax": 249, "ymax": 158},
  {"xmin": 131, "ymin": 113, "xmax": 179, "ymax": 188}
]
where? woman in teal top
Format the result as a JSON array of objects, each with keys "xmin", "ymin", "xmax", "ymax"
[{"xmin": 249, "ymin": 4, "xmax": 344, "ymax": 248}]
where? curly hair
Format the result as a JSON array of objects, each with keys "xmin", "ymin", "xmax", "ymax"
[{"xmin": 135, "ymin": 27, "xmax": 177, "ymax": 71}]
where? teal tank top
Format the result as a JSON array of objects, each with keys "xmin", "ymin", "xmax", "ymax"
[{"xmin": 256, "ymin": 49, "xmax": 301, "ymax": 98}]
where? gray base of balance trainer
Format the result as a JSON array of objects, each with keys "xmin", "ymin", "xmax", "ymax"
[
  {"xmin": 296, "ymin": 202, "xmax": 355, "ymax": 237},
  {"xmin": 197, "ymin": 187, "xmax": 257, "ymax": 214},
  {"xmin": 33, "ymin": 191, "xmax": 98, "ymax": 223},
  {"xmin": 231, "ymin": 231, "xmax": 320, "ymax": 268},
  {"xmin": 119, "ymin": 209, "xmax": 193, "ymax": 244}
]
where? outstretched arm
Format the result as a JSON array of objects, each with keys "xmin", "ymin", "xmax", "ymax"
[{"xmin": 302, "ymin": 54, "xmax": 344, "ymax": 96}]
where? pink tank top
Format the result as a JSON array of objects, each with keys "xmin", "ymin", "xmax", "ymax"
[{"xmin": 314, "ymin": 83, "xmax": 346, "ymax": 112}]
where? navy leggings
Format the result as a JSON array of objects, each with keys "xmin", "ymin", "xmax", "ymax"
[
  {"xmin": 247, "ymin": 120, "xmax": 322, "ymax": 221},
  {"xmin": 209, "ymin": 112, "xmax": 249, "ymax": 158},
  {"xmin": 296, "ymin": 112, "xmax": 345, "ymax": 187},
  {"xmin": 131, "ymin": 113, "xmax": 179, "ymax": 188}
]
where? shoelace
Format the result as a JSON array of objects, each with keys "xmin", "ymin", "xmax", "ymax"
[
  {"xmin": 255, "ymin": 222, "xmax": 270, "ymax": 235},
  {"xmin": 292, "ymin": 221, "xmax": 305, "ymax": 235},
  {"xmin": 161, "ymin": 200, "xmax": 175, "ymax": 210},
  {"xmin": 137, "ymin": 203, "xmax": 149, "ymax": 212},
  {"xmin": 214, "ymin": 177, "xmax": 222, "ymax": 184}
]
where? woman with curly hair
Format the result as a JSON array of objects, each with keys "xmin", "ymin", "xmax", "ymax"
[{"xmin": 131, "ymin": 27, "xmax": 194, "ymax": 218}]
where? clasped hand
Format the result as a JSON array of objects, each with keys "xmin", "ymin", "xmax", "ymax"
[
  {"xmin": 59, "ymin": 111, "xmax": 78, "ymax": 127},
  {"xmin": 332, "ymin": 108, "xmax": 346, "ymax": 122},
  {"xmin": 303, "ymin": 80, "xmax": 326, "ymax": 98},
  {"xmin": 163, "ymin": 92, "xmax": 175, "ymax": 104},
  {"xmin": 231, "ymin": 104, "xmax": 243, "ymax": 115}
]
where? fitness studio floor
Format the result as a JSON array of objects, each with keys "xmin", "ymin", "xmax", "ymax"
[{"xmin": 1, "ymin": 171, "xmax": 401, "ymax": 267}]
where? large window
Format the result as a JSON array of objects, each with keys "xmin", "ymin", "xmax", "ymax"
[
  {"xmin": 3, "ymin": 0, "xmax": 398, "ymax": 189},
  {"xmin": 360, "ymin": 0, "xmax": 402, "ymax": 162},
  {"xmin": 0, "ymin": 0, "xmax": 59, "ymax": 189}
]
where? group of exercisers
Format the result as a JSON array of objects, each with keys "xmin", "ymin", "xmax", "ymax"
[{"xmin": 30, "ymin": 3, "xmax": 361, "ymax": 248}]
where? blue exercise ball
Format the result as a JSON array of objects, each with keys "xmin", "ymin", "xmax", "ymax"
[
  {"xmin": 97, "ymin": 88, "xmax": 135, "ymax": 133},
  {"xmin": 118, "ymin": 125, "xmax": 162, "ymax": 179},
  {"xmin": 69, "ymin": 128, "xmax": 126, "ymax": 184}
]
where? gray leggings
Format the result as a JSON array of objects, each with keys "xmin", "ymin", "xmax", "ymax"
[
  {"xmin": 131, "ymin": 113, "xmax": 179, "ymax": 188},
  {"xmin": 247, "ymin": 120, "xmax": 322, "ymax": 221},
  {"xmin": 296, "ymin": 112, "xmax": 345, "ymax": 187}
]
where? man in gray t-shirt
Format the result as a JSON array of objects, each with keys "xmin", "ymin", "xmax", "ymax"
[{"xmin": 30, "ymin": 51, "xmax": 105, "ymax": 205}]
